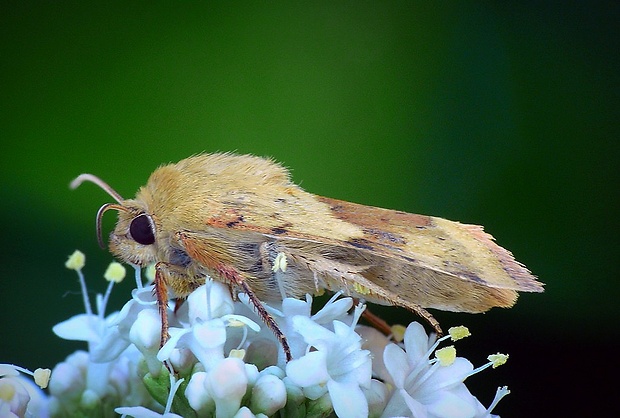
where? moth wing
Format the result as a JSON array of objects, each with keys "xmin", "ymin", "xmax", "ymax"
[
  {"xmin": 313, "ymin": 196, "xmax": 542, "ymax": 289},
  {"xmin": 189, "ymin": 191, "xmax": 543, "ymax": 313},
  {"xmin": 239, "ymin": 196, "xmax": 542, "ymax": 313}
]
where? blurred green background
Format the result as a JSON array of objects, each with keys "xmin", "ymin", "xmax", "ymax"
[{"xmin": 2, "ymin": 2, "xmax": 618, "ymax": 416}]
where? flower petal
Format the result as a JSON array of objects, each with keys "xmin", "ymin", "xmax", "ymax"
[
  {"xmin": 90, "ymin": 327, "xmax": 130, "ymax": 362},
  {"xmin": 312, "ymin": 297, "xmax": 353, "ymax": 323},
  {"xmin": 286, "ymin": 351, "xmax": 329, "ymax": 387},
  {"xmin": 403, "ymin": 322, "xmax": 432, "ymax": 365},
  {"xmin": 426, "ymin": 389, "xmax": 476, "ymax": 418},
  {"xmin": 157, "ymin": 328, "xmax": 190, "ymax": 361},
  {"xmin": 115, "ymin": 406, "xmax": 183, "ymax": 417},
  {"xmin": 52, "ymin": 314, "xmax": 102, "ymax": 342},
  {"xmin": 383, "ymin": 343, "xmax": 409, "ymax": 388},
  {"xmin": 207, "ymin": 358, "xmax": 248, "ymax": 418},
  {"xmin": 282, "ymin": 297, "xmax": 312, "ymax": 317},
  {"xmin": 327, "ymin": 379, "xmax": 368, "ymax": 418},
  {"xmin": 188, "ymin": 282, "xmax": 235, "ymax": 324},
  {"xmin": 425, "ymin": 358, "xmax": 473, "ymax": 392},
  {"xmin": 291, "ymin": 316, "xmax": 333, "ymax": 347}
]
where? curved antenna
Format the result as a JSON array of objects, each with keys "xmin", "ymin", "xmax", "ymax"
[
  {"xmin": 70, "ymin": 173, "xmax": 125, "ymax": 204},
  {"xmin": 96, "ymin": 203, "xmax": 130, "ymax": 248}
]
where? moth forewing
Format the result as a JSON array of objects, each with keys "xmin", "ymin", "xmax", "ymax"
[{"xmin": 309, "ymin": 196, "xmax": 543, "ymax": 299}]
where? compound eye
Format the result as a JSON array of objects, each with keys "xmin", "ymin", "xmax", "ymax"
[{"xmin": 129, "ymin": 214, "xmax": 155, "ymax": 245}]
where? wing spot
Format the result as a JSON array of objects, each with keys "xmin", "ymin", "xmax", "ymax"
[
  {"xmin": 226, "ymin": 215, "xmax": 245, "ymax": 228},
  {"xmin": 347, "ymin": 238, "xmax": 374, "ymax": 251}
]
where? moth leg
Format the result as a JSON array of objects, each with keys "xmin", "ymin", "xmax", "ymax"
[
  {"xmin": 315, "ymin": 263, "xmax": 444, "ymax": 336},
  {"xmin": 213, "ymin": 263, "xmax": 293, "ymax": 362},
  {"xmin": 392, "ymin": 298, "xmax": 443, "ymax": 337},
  {"xmin": 412, "ymin": 305, "xmax": 442, "ymax": 336},
  {"xmin": 241, "ymin": 278, "xmax": 293, "ymax": 362},
  {"xmin": 360, "ymin": 304, "xmax": 442, "ymax": 338},
  {"xmin": 177, "ymin": 231, "xmax": 293, "ymax": 362},
  {"xmin": 154, "ymin": 262, "xmax": 171, "ymax": 348},
  {"xmin": 401, "ymin": 302, "xmax": 443, "ymax": 337},
  {"xmin": 359, "ymin": 305, "xmax": 392, "ymax": 336},
  {"xmin": 154, "ymin": 261, "xmax": 201, "ymax": 348}
]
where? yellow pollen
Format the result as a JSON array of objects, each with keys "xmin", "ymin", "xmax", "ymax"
[
  {"xmin": 488, "ymin": 353, "xmax": 509, "ymax": 368},
  {"xmin": 34, "ymin": 368, "xmax": 51, "ymax": 389},
  {"xmin": 448, "ymin": 326, "xmax": 471, "ymax": 341},
  {"xmin": 391, "ymin": 324, "xmax": 407, "ymax": 343},
  {"xmin": 145, "ymin": 263, "xmax": 156, "ymax": 283},
  {"xmin": 435, "ymin": 346, "xmax": 456, "ymax": 366},
  {"xmin": 229, "ymin": 349, "xmax": 246, "ymax": 360},
  {"xmin": 352, "ymin": 282, "xmax": 371, "ymax": 295},
  {"xmin": 226, "ymin": 318, "xmax": 246, "ymax": 328},
  {"xmin": 272, "ymin": 252, "xmax": 288, "ymax": 273},
  {"xmin": 104, "ymin": 262, "xmax": 126, "ymax": 283},
  {"xmin": 65, "ymin": 250, "xmax": 86, "ymax": 271}
]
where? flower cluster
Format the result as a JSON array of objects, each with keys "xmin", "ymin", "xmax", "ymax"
[{"xmin": 5, "ymin": 251, "xmax": 513, "ymax": 417}]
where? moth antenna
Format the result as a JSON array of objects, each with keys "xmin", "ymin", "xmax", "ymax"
[
  {"xmin": 96, "ymin": 203, "xmax": 130, "ymax": 249},
  {"xmin": 70, "ymin": 173, "xmax": 125, "ymax": 204}
]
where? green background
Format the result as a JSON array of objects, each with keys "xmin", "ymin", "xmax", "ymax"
[{"xmin": 2, "ymin": 2, "xmax": 618, "ymax": 416}]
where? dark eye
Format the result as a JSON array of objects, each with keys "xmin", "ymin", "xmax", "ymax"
[{"xmin": 129, "ymin": 214, "xmax": 155, "ymax": 245}]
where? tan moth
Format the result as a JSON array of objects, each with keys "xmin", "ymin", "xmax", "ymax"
[{"xmin": 71, "ymin": 153, "xmax": 544, "ymax": 361}]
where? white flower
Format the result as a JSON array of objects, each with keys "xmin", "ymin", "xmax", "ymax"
[
  {"xmin": 184, "ymin": 371, "xmax": 215, "ymax": 415},
  {"xmin": 0, "ymin": 364, "xmax": 50, "ymax": 418},
  {"xmin": 185, "ymin": 357, "xmax": 252, "ymax": 418},
  {"xmin": 187, "ymin": 279, "xmax": 236, "ymax": 323},
  {"xmin": 95, "ymin": 285, "xmax": 161, "ymax": 363},
  {"xmin": 48, "ymin": 256, "xmax": 160, "ymax": 416},
  {"xmin": 208, "ymin": 358, "xmax": 249, "ymax": 417},
  {"xmin": 286, "ymin": 305, "xmax": 372, "ymax": 418},
  {"xmin": 54, "ymin": 257, "xmax": 141, "ymax": 363},
  {"xmin": 48, "ymin": 351, "xmax": 88, "ymax": 402},
  {"xmin": 129, "ymin": 309, "xmax": 163, "ymax": 376},
  {"xmin": 249, "ymin": 292, "xmax": 354, "ymax": 364},
  {"xmin": 157, "ymin": 282, "xmax": 260, "ymax": 372},
  {"xmin": 381, "ymin": 322, "xmax": 510, "ymax": 418}
]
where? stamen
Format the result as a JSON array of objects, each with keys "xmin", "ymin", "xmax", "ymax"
[
  {"xmin": 390, "ymin": 324, "xmax": 406, "ymax": 342},
  {"xmin": 104, "ymin": 262, "xmax": 126, "ymax": 283},
  {"xmin": 229, "ymin": 349, "xmax": 246, "ymax": 360},
  {"xmin": 435, "ymin": 346, "xmax": 456, "ymax": 366},
  {"xmin": 351, "ymin": 301, "xmax": 366, "ymax": 328},
  {"xmin": 65, "ymin": 250, "xmax": 85, "ymax": 271},
  {"xmin": 463, "ymin": 353, "xmax": 510, "ymax": 381},
  {"xmin": 488, "ymin": 353, "xmax": 509, "ymax": 368},
  {"xmin": 487, "ymin": 386, "xmax": 511, "ymax": 413},
  {"xmin": 132, "ymin": 264, "xmax": 143, "ymax": 289},
  {"xmin": 33, "ymin": 368, "xmax": 51, "ymax": 389},
  {"xmin": 448, "ymin": 326, "xmax": 471, "ymax": 341},
  {"xmin": 2, "ymin": 365, "xmax": 51, "ymax": 389}
]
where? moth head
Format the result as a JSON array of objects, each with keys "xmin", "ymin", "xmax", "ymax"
[{"xmin": 71, "ymin": 174, "xmax": 158, "ymax": 266}]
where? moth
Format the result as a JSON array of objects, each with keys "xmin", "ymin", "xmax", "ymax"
[{"xmin": 72, "ymin": 153, "xmax": 543, "ymax": 361}]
